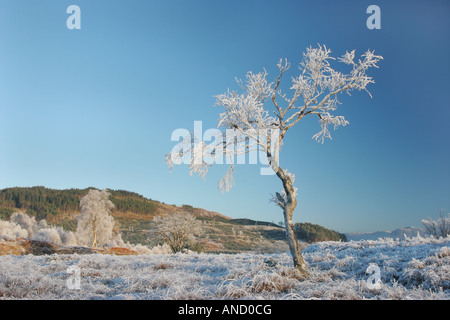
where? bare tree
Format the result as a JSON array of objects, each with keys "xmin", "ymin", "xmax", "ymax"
[
  {"xmin": 422, "ymin": 211, "xmax": 449, "ymax": 238},
  {"xmin": 76, "ymin": 189, "xmax": 116, "ymax": 247},
  {"xmin": 166, "ymin": 45, "xmax": 382, "ymax": 275},
  {"xmin": 152, "ymin": 212, "xmax": 202, "ymax": 253}
]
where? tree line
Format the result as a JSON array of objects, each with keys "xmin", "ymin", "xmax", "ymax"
[
  {"xmin": 294, "ymin": 222, "xmax": 347, "ymax": 243},
  {"xmin": 0, "ymin": 186, "xmax": 159, "ymax": 220}
]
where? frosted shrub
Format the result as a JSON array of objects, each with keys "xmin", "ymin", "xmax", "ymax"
[
  {"xmin": 105, "ymin": 233, "xmax": 126, "ymax": 247},
  {"xmin": 33, "ymin": 228, "xmax": 62, "ymax": 245},
  {"xmin": 126, "ymin": 244, "xmax": 153, "ymax": 255},
  {"xmin": 38, "ymin": 220, "xmax": 48, "ymax": 230},
  {"xmin": 102, "ymin": 232, "xmax": 171, "ymax": 255},
  {"xmin": 152, "ymin": 212, "xmax": 203, "ymax": 253},
  {"xmin": 422, "ymin": 212, "xmax": 450, "ymax": 238},
  {"xmin": 147, "ymin": 244, "xmax": 172, "ymax": 254},
  {"xmin": 33, "ymin": 226, "xmax": 78, "ymax": 247},
  {"xmin": 56, "ymin": 228, "xmax": 78, "ymax": 247},
  {"xmin": 10, "ymin": 212, "xmax": 37, "ymax": 238},
  {"xmin": 0, "ymin": 219, "xmax": 28, "ymax": 240},
  {"xmin": 105, "ymin": 234, "xmax": 157, "ymax": 255},
  {"xmin": 0, "ymin": 212, "xmax": 80, "ymax": 247}
]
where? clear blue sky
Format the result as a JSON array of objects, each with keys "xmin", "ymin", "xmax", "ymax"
[{"xmin": 0, "ymin": 0, "xmax": 449, "ymax": 233}]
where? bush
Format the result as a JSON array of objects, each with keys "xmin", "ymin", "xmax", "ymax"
[
  {"xmin": 422, "ymin": 212, "xmax": 449, "ymax": 238},
  {"xmin": 0, "ymin": 219, "xmax": 28, "ymax": 239},
  {"xmin": 33, "ymin": 228, "xmax": 62, "ymax": 244}
]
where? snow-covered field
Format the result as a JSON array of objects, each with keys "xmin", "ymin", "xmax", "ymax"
[{"xmin": 0, "ymin": 236, "xmax": 448, "ymax": 300}]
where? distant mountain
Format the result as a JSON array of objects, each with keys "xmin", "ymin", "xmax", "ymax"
[{"xmin": 345, "ymin": 226, "xmax": 426, "ymax": 241}]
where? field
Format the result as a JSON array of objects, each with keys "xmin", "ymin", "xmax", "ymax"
[{"xmin": 0, "ymin": 236, "xmax": 448, "ymax": 300}]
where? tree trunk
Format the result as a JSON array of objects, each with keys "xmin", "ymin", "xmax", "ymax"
[
  {"xmin": 92, "ymin": 232, "xmax": 98, "ymax": 248},
  {"xmin": 91, "ymin": 216, "xmax": 98, "ymax": 247},
  {"xmin": 282, "ymin": 182, "xmax": 308, "ymax": 277},
  {"xmin": 268, "ymin": 136, "xmax": 307, "ymax": 277}
]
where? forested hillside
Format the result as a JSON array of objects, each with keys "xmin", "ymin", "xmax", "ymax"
[
  {"xmin": 295, "ymin": 222, "xmax": 347, "ymax": 243},
  {"xmin": 0, "ymin": 187, "xmax": 84, "ymax": 219},
  {"xmin": 0, "ymin": 186, "xmax": 222, "ymax": 221},
  {"xmin": 0, "ymin": 187, "xmax": 347, "ymax": 252}
]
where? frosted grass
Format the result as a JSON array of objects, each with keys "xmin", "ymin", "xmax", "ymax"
[{"xmin": 0, "ymin": 236, "xmax": 448, "ymax": 300}]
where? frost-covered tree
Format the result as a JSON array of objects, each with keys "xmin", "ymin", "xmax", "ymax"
[
  {"xmin": 166, "ymin": 45, "xmax": 382, "ymax": 275},
  {"xmin": 76, "ymin": 189, "xmax": 116, "ymax": 247},
  {"xmin": 0, "ymin": 212, "xmax": 78, "ymax": 246},
  {"xmin": 152, "ymin": 212, "xmax": 203, "ymax": 253},
  {"xmin": 33, "ymin": 227, "xmax": 62, "ymax": 244},
  {"xmin": 0, "ymin": 218, "xmax": 29, "ymax": 239},
  {"xmin": 422, "ymin": 212, "xmax": 449, "ymax": 238},
  {"xmin": 10, "ymin": 212, "xmax": 38, "ymax": 238}
]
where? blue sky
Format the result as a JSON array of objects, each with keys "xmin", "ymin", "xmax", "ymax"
[{"xmin": 0, "ymin": 0, "xmax": 449, "ymax": 233}]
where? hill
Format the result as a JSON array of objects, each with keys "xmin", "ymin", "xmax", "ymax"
[
  {"xmin": 0, "ymin": 186, "xmax": 347, "ymax": 252},
  {"xmin": 295, "ymin": 222, "xmax": 347, "ymax": 243},
  {"xmin": 0, "ymin": 186, "xmax": 229, "ymax": 221},
  {"xmin": 345, "ymin": 226, "xmax": 426, "ymax": 241}
]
